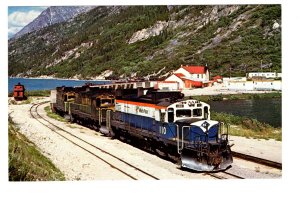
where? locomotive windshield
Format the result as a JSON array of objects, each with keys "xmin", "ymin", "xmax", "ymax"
[
  {"xmin": 193, "ymin": 108, "xmax": 202, "ymax": 117},
  {"xmin": 101, "ymin": 99, "xmax": 112, "ymax": 104},
  {"xmin": 96, "ymin": 98, "xmax": 114, "ymax": 107},
  {"xmin": 68, "ymin": 95, "xmax": 75, "ymax": 99},
  {"xmin": 176, "ymin": 109, "xmax": 191, "ymax": 117}
]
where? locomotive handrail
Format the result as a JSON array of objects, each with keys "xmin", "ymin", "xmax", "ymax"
[
  {"xmin": 175, "ymin": 124, "xmax": 181, "ymax": 154},
  {"xmin": 220, "ymin": 122, "xmax": 224, "ymax": 135}
]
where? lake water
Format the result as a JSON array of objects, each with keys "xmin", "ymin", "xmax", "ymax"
[
  {"xmin": 209, "ymin": 98, "xmax": 282, "ymax": 127},
  {"xmin": 9, "ymin": 78, "xmax": 281, "ymax": 127},
  {"xmin": 8, "ymin": 77, "xmax": 111, "ymax": 92}
]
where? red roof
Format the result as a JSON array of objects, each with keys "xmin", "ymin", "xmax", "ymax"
[
  {"xmin": 174, "ymin": 73, "xmax": 185, "ymax": 78},
  {"xmin": 213, "ymin": 75, "xmax": 223, "ymax": 79},
  {"xmin": 182, "ymin": 66, "xmax": 206, "ymax": 74}
]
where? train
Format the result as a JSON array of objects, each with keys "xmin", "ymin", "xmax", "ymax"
[{"xmin": 51, "ymin": 82, "xmax": 233, "ymax": 172}]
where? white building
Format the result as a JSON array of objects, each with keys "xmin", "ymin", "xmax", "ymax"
[
  {"xmin": 226, "ymin": 79, "xmax": 282, "ymax": 91},
  {"xmin": 165, "ymin": 65, "xmax": 210, "ymax": 89},
  {"xmin": 247, "ymin": 72, "xmax": 281, "ymax": 79}
]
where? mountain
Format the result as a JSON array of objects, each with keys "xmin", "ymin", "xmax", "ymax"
[
  {"xmin": 8, "ymin": 5, "xmax": 281, "ymax": 80},
  {"xmin": 13, "ymin": 6, "xmax": 95, "ymax": 39}
]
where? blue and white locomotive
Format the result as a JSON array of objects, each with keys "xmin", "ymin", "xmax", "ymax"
[{"xmin": 108, "ymin": 90, "xmax": 233, "ymax": 171}]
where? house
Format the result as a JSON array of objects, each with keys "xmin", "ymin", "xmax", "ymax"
[{"xmin": 165, "ymin": 65, "xmax": 210, "ymax": 89}]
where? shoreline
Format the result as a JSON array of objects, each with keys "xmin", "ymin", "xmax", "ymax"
[
  {"xmin": 8, "ymin": 76, "xmax": 110, "ymax": 82},
  {"xmin": 9, "ymin": 78, "xmax": 281, "ymax": 97}
]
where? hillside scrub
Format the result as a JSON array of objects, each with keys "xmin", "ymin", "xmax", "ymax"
[
  {"xmin": 8, "ymin": 116, "xmax": 65, "ymax": 181},
  {"xmin": 9, "ymin": 5, "xmax": 281, "ymax": 79}
]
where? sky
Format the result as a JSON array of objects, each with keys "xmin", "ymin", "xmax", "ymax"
[{"xmin": 8, "ymin": 6, "xmax": 48, "ymax": 38}]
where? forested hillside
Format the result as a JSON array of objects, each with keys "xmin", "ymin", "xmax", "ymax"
[{"xmin": 8, "ymin": 5, "xmax": 281, "ymax": 79}]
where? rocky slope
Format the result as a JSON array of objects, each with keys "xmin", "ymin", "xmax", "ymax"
[{"xmin": 8, "ymin": 5, "xmax": 281, "ymax": 79}]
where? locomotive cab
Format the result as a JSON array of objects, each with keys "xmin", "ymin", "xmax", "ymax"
[{"xmin": 165, "ymin": 100, "xmax": 210, "ymax": 123}]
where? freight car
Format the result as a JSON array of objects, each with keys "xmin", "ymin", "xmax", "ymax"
[{"xmin": 52, "ymin": 84, "xmax": 233, "ymax": 172}]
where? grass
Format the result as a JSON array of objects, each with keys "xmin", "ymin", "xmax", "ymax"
[
  {"xmin": 9, "ymin": 116, "xmax": 65, "ymax": 181},
  {"xmin": 9, "ymin": 97, "xmax": 33, "ymax": 105},
  {"xmin": 211, "ymin": 111, "xmax": 282, "ymax": 141},
  {"xmin": 8, "ymin": 90, "xmax": 51, "ymax": 97},
  {"xmin": 44, "ymin": 106, "xmax": 66, "ymax": 122}
]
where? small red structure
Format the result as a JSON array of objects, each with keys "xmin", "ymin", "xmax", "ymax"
[
  {"xmin": 212, "ymin": 75, "xmax": 223, "ymax": 83},
  {"xmin": 13, "ymin": 82, "xmax": 27, "ymax": 101}
]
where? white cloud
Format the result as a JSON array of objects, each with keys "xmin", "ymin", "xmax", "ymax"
[
  {"xmin": 8, "ymin": 10, "xmax": 43, "ymax": 37},
  {"xmin": 8, "ymin": 10, "xmax": 41, "ymax": 27},
  {"xmin": 8, "ymin": 26, "xmax": 22, "ymax": 35}
]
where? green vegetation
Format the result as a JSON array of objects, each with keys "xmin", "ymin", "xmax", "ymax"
[
  {"xmin": 187, "ymin": 92, "xmax": 281, "ymax": 102},
  {"xmin": 25, "ymin": 90, "xmax": 51, "ymax": 97},
  {"xmin": 9, "ymin": 97, "xmax": 33, "ymax": 105},
  {"xmin": 8, "ymin": 90, "xmax": 50, "ymax": 97},
  {"xmin": 44, "ymin": 106, "xmax": 66, "ymax": 122},
  {"xmin": 8, "ymin": 5, "xmax": 281, "ymax": 79},
  {"xmin": 211, "ymin": 111, "xmax": 281, "ymax": 141},
  {"xmin": 9, "ymin": 116, "xmax": 65, "ymax": 181}
]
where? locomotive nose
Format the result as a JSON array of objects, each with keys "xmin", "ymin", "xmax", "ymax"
[
  {"xmin": 178, "ymin": 120, "xmax": 233, "ymax": 172},
  {"xmin": 180, "ymin": 153, "xmax": 215, "ymax": 171},
  {"xmin": 180, "ymin": 149, "xmax": 233, "ymax": 172}
]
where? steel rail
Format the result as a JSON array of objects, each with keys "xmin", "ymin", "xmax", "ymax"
[
  {"xmin": 232, "ymin": 151, "xmax": 282, "ymax": 170},
  {"xmin": 205, "ymin": 171, "xmax": 245, "ymax": 179},
  {"xmin": 30, "ymin": 102, "xmax": 160, "ymax": 180},
  {"xmin": 221, "ymin": 171, "xmax": 245, "ymax": 179}
]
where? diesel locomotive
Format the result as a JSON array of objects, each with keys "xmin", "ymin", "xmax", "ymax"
[{"xmin": 51, "ymin": 83, "xmax": 233, "ymax": 172}]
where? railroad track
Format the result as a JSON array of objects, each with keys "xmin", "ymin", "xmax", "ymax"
[
  {"xmin": 29, "ymin": 101, "xmax": 281, "ymax": 180},
  {"xmin": 29, "ymin": 102, "xmax": 160, "ymax": 180},
  {"xmin": 206, "ymin": 171, "xmax": 245, "ymax": 179},
  {"xmin": 232, "ymin": 151, "xmax": 282, "ymax": 170}
]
